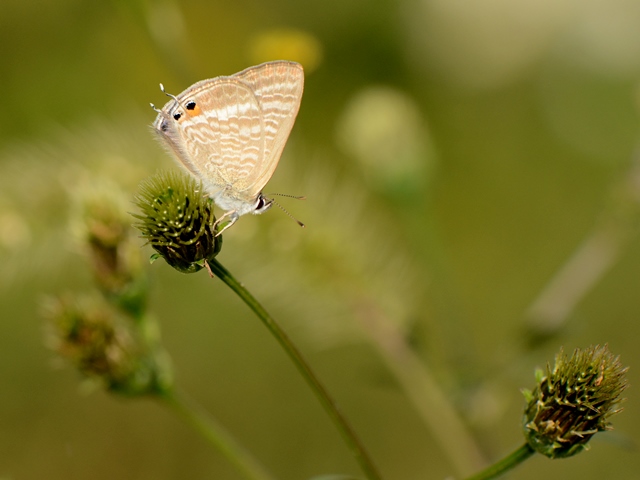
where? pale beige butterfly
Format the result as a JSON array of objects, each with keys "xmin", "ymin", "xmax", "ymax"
[{"xmin": 152, "ymin": 61, "xmax": 304, "ymax": 235}]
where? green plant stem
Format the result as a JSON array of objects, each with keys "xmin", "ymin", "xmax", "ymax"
[
  {"xmin": 207, "ymin": 258, "xmax": 382, "ymax": 480},
  {"xmin": 463, "ymin": 444, "xmax": 534, "ymax": 480},
  {"xmin": 160, "ymin": 389, "xmax": 276, "ymax": 480},
  {"xmin": 356, "ymin": 304, "xmax": 486, "ymax": 476}
]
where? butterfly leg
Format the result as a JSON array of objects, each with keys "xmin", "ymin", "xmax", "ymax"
[{"xmin": 214, "ymin": 210, "xmax": 239, "ymax": 237}]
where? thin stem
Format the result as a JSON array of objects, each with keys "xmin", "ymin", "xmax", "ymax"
[
  {"xmin": 206, "ymin": 258, "xmax": 383, "ymax": 480},
  {"xmin": 356, "ymin": 303, "xmax": 486, "ymax": 476},
  {"xmin": 525, "ymin": 156, "xmax": 640, "ymax": 339},
  {"xmin": 160, "ymin": 389, "xmax": 276, "ymax": 480},
  {"xmin": 463, "ymin": 443, "xmax": 535, "ymax": 480}
]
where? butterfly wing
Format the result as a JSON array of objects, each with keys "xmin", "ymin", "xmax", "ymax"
[
  {"xmin": 154, "ymin": 80, "xmax": 264, "ymax": 200},
  {"xmin": 232, "ymin": 61, "xmax": 304, "ymax": 198},
  {"xmin": 153, "ymin": 61, "xmax": 303, "ymax": 207},
  {"xmin": 185, "ymin": 82, "xmax": 265, "ymax": 199}
]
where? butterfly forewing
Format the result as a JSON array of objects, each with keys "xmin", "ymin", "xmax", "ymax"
[
  {"xmin": 233, "ymin": 62, "xmax": 304, "ymax": 197},
  {"xmin": 180, "ymin": 82, "xmax": 265, "ymax": 197}
]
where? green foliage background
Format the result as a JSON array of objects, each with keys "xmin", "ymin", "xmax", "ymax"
[{"xmin": 1, "ymin": 0, "xmax": 639, "ymax": 478}]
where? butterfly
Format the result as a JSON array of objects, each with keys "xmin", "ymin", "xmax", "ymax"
[{"xmin": 152, "ymin": 61, "xmax": 304, "ymax": 235}]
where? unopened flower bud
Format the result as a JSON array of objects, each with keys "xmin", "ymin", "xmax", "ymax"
[
  {"xmin": 522, "ymin": 345, "xmax": 628, "ymax": 459},
  {"xmin": 133, "ymin": 171, "xmax": 222, "ymax": 273}
]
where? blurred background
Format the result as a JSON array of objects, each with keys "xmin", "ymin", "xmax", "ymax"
[{"xmin": 1, "ymin": 0, "xmax": 640, "ymax": 478}]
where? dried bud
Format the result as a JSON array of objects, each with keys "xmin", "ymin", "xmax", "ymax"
[
  {"xmin": 44, "ymin": 295, "xmax": 172, "ymax": 396},
  {"xmin": 133, "ymin": 171, "xmax": 222, "ymax": 273},
  {"xmin": 523, "ymin": 345, "xmax": 628, "ymax": 459}
]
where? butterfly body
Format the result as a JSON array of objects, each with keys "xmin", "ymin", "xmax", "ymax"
[{"xmin": 152, "ymin": 61, "xmax": 304, "ymax": 233}]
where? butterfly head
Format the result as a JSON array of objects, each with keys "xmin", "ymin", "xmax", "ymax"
[{"xmin": 253, "ymin": 194, "xmax": 274, "ymax": 215}]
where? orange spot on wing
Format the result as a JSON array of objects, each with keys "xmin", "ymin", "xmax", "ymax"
[{"xmin": 186, "ymin": 104, "xmax": 203, "ymax": 117}]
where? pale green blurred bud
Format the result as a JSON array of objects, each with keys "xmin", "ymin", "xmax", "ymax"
[
  {"xmin": 133, "ymin": 171, "xmax": 222, "ymax": 274},
  {"xmin": 336, "ymin": 87, "xmax": 433, "ymax": 199},
  {"xmin": 44, "ymin": 295, "xmax": 172, "ymax": 396},
  {"xmin": 523, "ymin": 345, "xmax": 628, "ymax": 459}
]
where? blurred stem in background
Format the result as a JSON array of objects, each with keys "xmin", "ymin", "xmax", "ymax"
[
  {"xmin": 334, "ymin": 88, "xmax": 487, "ymax": 475},
  {"xmin": 353, "ymin": 299, "xmax": 487, "ymax": 477},
  {"xmin": 161, "ymin": 389, "xmax": 276, "ymax": 480},
  {"xmin": 525, "ymin": 151, "xmax": 640, "ymax": 342}
]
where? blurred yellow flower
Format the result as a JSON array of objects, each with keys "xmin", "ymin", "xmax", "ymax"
[{"xmin": 248, "ymin": 29, "xmax": 323, "ymax": 72}]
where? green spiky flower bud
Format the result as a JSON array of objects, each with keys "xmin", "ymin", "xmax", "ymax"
[
  {"xmin": 44, "ymin": 295, "xmax": 172, "ymax": 396},
  {"xmin": 133, "ymin": 171, "xmax": 222, "ymax": 273},
  {"xmin": 522, "ymin": 345, "xmax": 628, "ymax": 459}
]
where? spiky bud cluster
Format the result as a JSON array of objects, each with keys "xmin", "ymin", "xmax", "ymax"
[
  {"xmin": 133, "ymin": 171, "xmax": 222, "ymax": 273},
  {"xmin": 522, "ymin": 345, "xmax": 628, "ymax": 459},
  {"xmin": 44, "ymin": 295, "xmax": 172, "ymax": 396}
]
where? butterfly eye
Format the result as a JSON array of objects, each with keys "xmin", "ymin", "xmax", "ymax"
[
  {"xmin": 186, "ymin": 101, "xmax": 196, "ymax": 110},
  {"xmin": 173, "ymin": 112, "xmax": 182, "ymax": 121},
  {"xmin": 255, "ymin": 196, "xmax": 274, "ymax": 213}
]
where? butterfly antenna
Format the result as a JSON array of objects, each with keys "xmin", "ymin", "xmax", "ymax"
[
  {"xmin": 159, "ymin": 83, "xmax": 180, "ymax": 104},
  {"xmin": 270, "ymin": 198, "xmax": 305, "ymax": 228},
  {"xmin": 268, "ymin": 193, "xmax": 307, "ymax": 201}
]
